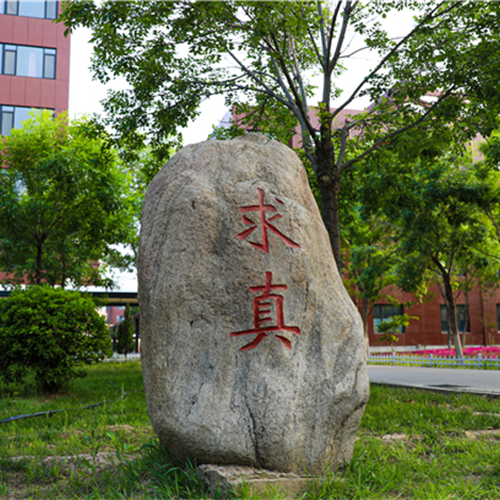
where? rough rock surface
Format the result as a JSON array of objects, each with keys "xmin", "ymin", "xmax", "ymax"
[{"xmin": 138, "ymin": 133, "xmax": 369, "ymax": 474}]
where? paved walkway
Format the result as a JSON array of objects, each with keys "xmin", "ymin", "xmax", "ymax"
[{"xmin": 368, "ymin": 365, "xmax": 500, "ymax": 396}]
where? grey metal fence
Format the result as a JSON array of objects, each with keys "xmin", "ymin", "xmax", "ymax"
[{"xmin": 367, "ymin": 353, "xmax": 500, "ymax": 369}]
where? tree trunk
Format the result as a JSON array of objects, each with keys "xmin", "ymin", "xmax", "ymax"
[
  {"xmin": 36, "ymin": 242, "xmax": 43, "ymax": 285},
  {"xmin": 318, "ymin": 173, "xmax": 341, "ymax": 271},
  {"xmin": 61, "ymin": 259, "xmax": 67, "ymax": 290},
  {"xmin": 442, "ymin": 274, "xmax": 464, "ymax": 358},
  {"xmin": 315, "ymin": 129, "xmax": 342, "ymax": 272},
  {"xmin": 462, "ymin": 278, "xmax": 469, "ymax": 348},
  {"xmin": 361, "ymin": 297, "xmax": 370, "ymax": 356},
  {"xmin": 437, "ymin": 282, "xmax": 453, "ymax": 348}
]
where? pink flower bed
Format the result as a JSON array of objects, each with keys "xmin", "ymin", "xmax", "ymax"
[{"xmin": 399, "ymin": 346, "xmax": 500, "ymax": 357}]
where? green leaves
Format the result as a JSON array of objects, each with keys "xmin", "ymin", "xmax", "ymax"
[
  {"xmin": 0, "ymin": 286, "xmax": 112, "ymax": 393},
  {"xmin": 116, "ymin": 304, "xmax": 135, "ymax": 359},
  {"xmin": 58, "ymin": 1, "xmax": 500, "ymax": 270},
  {"xmin": 0, "ymin": 111, "xmax": 135, "ymax": 289}
]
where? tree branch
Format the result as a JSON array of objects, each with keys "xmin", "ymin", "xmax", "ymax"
[
  {"xmin": 338, "ymin": 88, "xmax": 455, "ymax": 172},
  {"xmin": 331, "ymin": 0, "xmax": 459, "ymax": 121},
  {"xmin": 328, "ymin": 0, "xmax": 355, "ymax": 74}
]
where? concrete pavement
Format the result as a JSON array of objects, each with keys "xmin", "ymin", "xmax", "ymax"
[{"xmin": 368, "ymin": 365, "xmax": 500, "ymax": 396}]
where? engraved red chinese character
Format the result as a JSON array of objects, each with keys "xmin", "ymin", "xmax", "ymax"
[
  {"xmin": 236, "ymin": 188, "xmax": 300, "ymax": 253},
  {"xmin": 230, "ymin": 271, "xmax": 301, "ymax": 351}
]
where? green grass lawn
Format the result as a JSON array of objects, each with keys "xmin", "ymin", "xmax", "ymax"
[{"xmin": 1, "ymin": 361, "xmax": 499, "ymax": 499}]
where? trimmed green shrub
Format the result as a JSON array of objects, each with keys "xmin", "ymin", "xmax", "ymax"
[{"xmin": 0, "ymin": 285, "xmax": 112, "ymax": 393}]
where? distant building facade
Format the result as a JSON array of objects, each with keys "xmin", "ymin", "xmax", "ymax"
[
  {"xmin": 361, "ymin": 284, "xmax": 500, "ymax": 351},
  {"xmin": 0, "ymin": 0, "xmax": 70, "ymax": 136}
]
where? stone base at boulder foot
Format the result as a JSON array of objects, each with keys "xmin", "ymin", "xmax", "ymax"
[{"xmin": 198, "ymin": 464, "xmax": 316, "ymax": 499}]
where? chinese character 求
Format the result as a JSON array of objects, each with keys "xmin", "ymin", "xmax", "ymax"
[{"xmin": 236, "ymin": 188, "xmax": 300, "ymax": 253}]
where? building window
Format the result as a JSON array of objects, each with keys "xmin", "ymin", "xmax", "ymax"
[
  {"xmin": 117, "ymin": 315, "xmax": 125, "ymax": 323},
  {"xmin": 496, "ymin": 305, "xmax": 500, "ymax": 332},
  {"xmin": 1, "ymin": 106, "xmax": 13, "ymax": 136},
  {"xmin": 0, "ymin": 106, "xmax": 53, "ymax": 136},
  {"xmin": 0, "ymin": 44, "xmax": 56, "ymax": 79},
  {"xmin": 3, "ymin": 45, "xmax": 16, "ymax": 75},
  {"xmin": 440, "ymin": 305, "xmax": 470, "ymax": 333},
  {"xmin": 373, "ymin": 304, "xmax": 404, "ymax": 333},
  {"xmin": 0, "ymin": 0, "xmax": 58, "ymax": 19}
]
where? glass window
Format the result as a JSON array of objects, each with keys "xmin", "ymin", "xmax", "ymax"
[
  {"xmin": 4, "ymin": 46, "xmax": 16, "ymax": 75},
  {"xmin": 1, "ymin": 108, "xmax": 14, "ymax": 136},
  {"xmin": 43, "ymin": 51, "xmax": 55, "ymax": 78},
  {"xmin": 5, "ymin": 0, "xmax": 18, "ymax": 15},
  {"xmin": 18, "ymin": 0, "xmax": 45, "ymax": 18},
  {"xmin": 2, "ymin": 1, "xmax": 58, "ymax": 18},
  {"xmin": 440, "ymin": 305, "xmax": 470, "ymax": 333},
  {"xmin": 0, "ymin": 44, "xmax": 57, "ymax": 78},
  {"xmin": 497, "ymin": 305, "xmax": 500, "ymax": 332},
  {"xmin": 13, "ymin": 106, "xmax": 32, "ymax": 129},
  {"xmin": 0, "ymin": 106, "xmax": 52, "ymax": 136},
  {"xmin": 373, "ymin": 304, "xmax": 404, "ymax": 333},
  {"xmin": 17, "ymin": 45, "xmax": 43, "ymax": 78},
  {"xmin": 45, "ymin": 0, "xmax": 57, "ymax": 19}
]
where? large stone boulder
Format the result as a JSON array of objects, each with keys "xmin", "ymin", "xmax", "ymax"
[{"xmin": 138, "ymin": 133, "xmax": 369, "ymax": 474}]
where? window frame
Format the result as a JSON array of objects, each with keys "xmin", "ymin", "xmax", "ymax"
[
  {"xmin": 0, "ymin": 43, "xmax": 56, "ymax": 79},
  {"xmin": 3, "ymin": 45, "xmax": 17, "ymax": 76},
  {"xmin": 440, "ymin": 304, "xmax": 470, "ymax": 333},
  {"xmin": 4, "ymin": 0, "xmax": 19, "ymax": 15},
  {"xmin": 43, "ymin": 49, "xmax": 56, "ymax": 79},
  {"xmin": 0, "ymin": 105, "xmax": 54, "ymax": 136},
  {"xmin": 1, "ymin": 1, "xmax": 58, "ymax": 19},
  {"xmin": 373, "ymin": 304, "xmax": 405, "ymax": 334},
  {"xmin": 0, "ymin": 106, "xmax": 14, "ymax": 136}
]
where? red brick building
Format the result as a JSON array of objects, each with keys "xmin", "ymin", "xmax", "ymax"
[
  {"xmin": 0, "ymin": 0, "xmax": 69, "ymax": 135},
  {"xmin": 360, "ymin": 285, "xmax": 500, "ymax": 351}
]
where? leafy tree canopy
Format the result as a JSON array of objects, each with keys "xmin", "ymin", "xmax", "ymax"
[
  {"xmin": 59, "ymin": 0, "xmax": 500, "ymax": 268},
  {"xmin": 358, "ymin": 141, "xmax": 500, "ymax": 356},
  {"xmin": 0, "ymin": 111, "xmax": 135, "ymax": 288}
]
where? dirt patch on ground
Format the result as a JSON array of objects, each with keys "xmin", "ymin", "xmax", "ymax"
[
  {"xmin": 10, "ymin": 450, "xmax": 128, "ymax": 472},
  {"xmin": 59, "ymin": 424, "xmax": 151, "ymax": 440},
  {"xmin": 369, "ymin": 429, "xmax": 500, "ymax": 444},
  {"xmin": 464, "ymin": 429, "xmax": 500, "ymax": 440}
]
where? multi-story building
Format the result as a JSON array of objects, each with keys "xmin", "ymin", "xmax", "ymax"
[{"xmin": 0, "ymin": 0, "xmax": 70, "ymax": 136}]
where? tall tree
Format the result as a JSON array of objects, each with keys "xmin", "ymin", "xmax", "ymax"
[
  {"xmin": 377, "ymin": 156, "xmax": 500, "ymax": 358},
  {"xmin": 0, "ymin": 111, "xmax": 134, "ymax": 289},
  {"xmin": 116, "ymin": 304, "xmax": 135, "ymax": 360},
  {"xmin": 339, "ymin": 170, "xmax": 400, "ymax": 351},
  {"xmin": 59, "ymin": 0, "xmax": 500, "ymax": 269}
]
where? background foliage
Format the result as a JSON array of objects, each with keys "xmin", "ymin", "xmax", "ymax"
[{"xmin": 0, "ymin": 111, "xmax": 134, "ymax": 289}]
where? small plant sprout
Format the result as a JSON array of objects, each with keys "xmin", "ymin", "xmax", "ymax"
[{"xmin": 376, "ymin": 314, "xmax": 418, "ymax": 353}]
